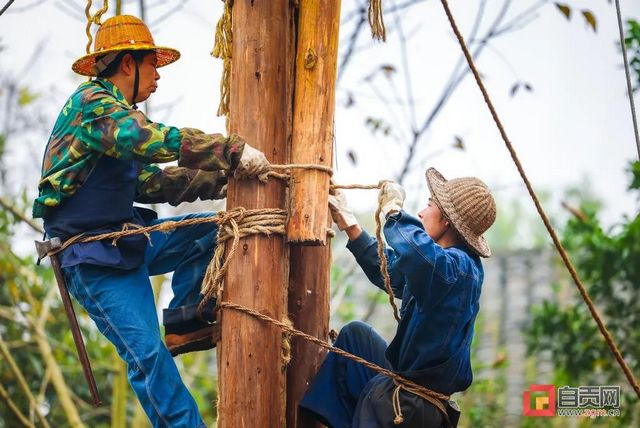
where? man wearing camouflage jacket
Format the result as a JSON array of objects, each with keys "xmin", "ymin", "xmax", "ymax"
[{"xmin": 33, "ymin": 15, "xmax": 268, "ymax": 427}]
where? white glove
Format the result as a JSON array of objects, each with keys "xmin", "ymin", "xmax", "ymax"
[
  {"xmin": 235, "ymin": 143, "xmax": 270, "ymax": 180},
  {"xmin": 379, "ymin": 182, "xmax": 405, "ymax": 217},
  {"xmin": 328, "ymin": 190, "xmax": 358, "ymax": 231}
]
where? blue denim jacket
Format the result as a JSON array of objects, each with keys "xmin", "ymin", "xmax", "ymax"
[{"xmin": 346, "ymin": 211, "xmax": 483, "ymax": 395}]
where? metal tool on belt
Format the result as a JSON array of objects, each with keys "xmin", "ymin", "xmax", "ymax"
[{"xmin": 35, "ymin": 237, "xmax": 102, "ymax": 407}]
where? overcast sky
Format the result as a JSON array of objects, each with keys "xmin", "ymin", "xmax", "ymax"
[{"xmin": 1, "ymin": 0, "xmax": 639, "ymax": 236}]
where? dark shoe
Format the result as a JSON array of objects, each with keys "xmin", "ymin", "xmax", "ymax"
[{"xmin": 165, "ymin": 323, "xmax": 221, "ymax": 357}]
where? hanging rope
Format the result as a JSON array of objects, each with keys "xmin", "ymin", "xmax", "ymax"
[
  {"xmin": 368, "ymin": 0, "xmax": 387, "ymax": 41},
  {"xmin": 212, "ymin": 0, "xmax": 233, "ymax": 117},
  {"xmin": 614, "ymin": 0, "xmax": 640, "ymax": 160},
  {"xmin": 84, "ymin": 0, "xmax": 110, "ymax": 55},
  {"xmin": 375, "ymin": 180, "xmax": 401, "ymax": 322},
  {"xmin": 439, "ymin": 0, "xmax": 640, "ymax": 398}
]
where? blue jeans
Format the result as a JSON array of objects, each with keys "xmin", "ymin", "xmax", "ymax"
[
  {"xmin": 299, "ymin": 321, "xmax": 390, "ymax": 428},
  {"xmin": 62, "ymin": 213, "xmax": 217, "ymax": 428}
]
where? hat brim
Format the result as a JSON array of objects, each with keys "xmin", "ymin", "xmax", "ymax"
[
  {"xmin": 72, "ymin": 45, "xmax": 181, "ymax": 77},
  {"xmin": 425, "ymin": 167, "xmax": 492, "ymax": 258}
]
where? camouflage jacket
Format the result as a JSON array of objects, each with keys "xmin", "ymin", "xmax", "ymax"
[{"xmin": 33, "ymin": 78, "xmax": 243, "ymax": 218}]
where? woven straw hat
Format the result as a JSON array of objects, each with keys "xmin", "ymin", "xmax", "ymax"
[
  {"xmin": 72, "ymin": 15, "xmax": 180, "ymax": 77},
  {"xmin": 425, "ymin": 167, "xmax": 496, "ymax": 258}
]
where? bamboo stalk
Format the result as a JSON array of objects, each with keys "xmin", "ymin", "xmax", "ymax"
[
  {"xmin": 0, "ymin": 334, "xmax": 51, "ymax": 428},
  {"xmin": 0, "ymin": 381, "xmax": 34, "ymax": 427}
]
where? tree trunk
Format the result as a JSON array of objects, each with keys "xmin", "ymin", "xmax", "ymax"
[{"xmin": 216, "ymin": 1, "xmax": 295, "ymax": 427}]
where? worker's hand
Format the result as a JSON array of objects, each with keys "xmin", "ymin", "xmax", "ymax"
[
  {"xmin": 379, "ymin": 182, "xmax": 405, "ymax": 217},
  {"xmin": 235, "ymin": 143, "xmax": 270, "ymax": 181},
  {"xmin": 328, "ymin": 189, "xmax": 358, "ymax": 231}
]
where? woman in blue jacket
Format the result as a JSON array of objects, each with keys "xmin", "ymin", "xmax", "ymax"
[{"xmin": 300, "ymin": 167, "xmax": 496, "ymax": 428}]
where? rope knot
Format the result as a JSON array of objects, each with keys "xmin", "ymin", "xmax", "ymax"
[{"xmin": 111, "ymin": 222, "xmax": 151, "ymax": 246}]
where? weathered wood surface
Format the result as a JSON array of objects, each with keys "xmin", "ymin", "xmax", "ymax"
[{"xmin": 217, "ymin": 1, "xmax": 295, "ymax": 426}]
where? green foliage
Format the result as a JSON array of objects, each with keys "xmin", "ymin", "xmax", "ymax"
[
  {"xmin": 625, "ymin": 19, "xmax": 640, "ymax": 92},
  {"xmin": 17, "ymin": 87, "xmax": 40, "ymax": 107},
  {"xmin": 525, "ymin": 162, "xmax": 640, "ymax": 426}
]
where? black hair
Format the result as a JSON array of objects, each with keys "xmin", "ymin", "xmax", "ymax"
[{"xmin": 96, "ymin": 49, "xmax": 154, "ymax": 78}]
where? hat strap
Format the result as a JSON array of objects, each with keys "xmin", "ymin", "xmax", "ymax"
[{"xmin": 132, "ymin": 61, "xmax": 139, "ymax": 110}]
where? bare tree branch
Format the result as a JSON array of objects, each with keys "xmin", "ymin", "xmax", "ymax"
[
  {"xmin": 4, "ymin": 0, "xmax": 48, "ymax": 14},
  {"xmin": 0, "ymin": 0, "xmax": 17, "ymax": 16},
  {"xmin": 54, "ymin": 0, "xmax": 85, "ymax": 21},
  {"xmin": 149, "ymin": 0, "xmax": 190, "ymax": 28},
  {"xmin": 0, "ymin": 197, "xmax": 43, "ymax": 234},
  {"xmin": 338, "ymin": 0, "xmax": 368, "ymax": 81}
]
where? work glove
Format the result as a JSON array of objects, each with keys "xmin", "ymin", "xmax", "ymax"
[
  {"xmin": 379, "ymin": 182, "xmax": 405, "ymax": 217},
  {"xmin": 235, "ymin": 143, "xmax": 271, "ymax": 181},
  {"xmin": 328, "ymin": 189, "xmax": 358, "ymax": 231}
]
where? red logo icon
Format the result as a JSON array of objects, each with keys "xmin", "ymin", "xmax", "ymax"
[{"xmin": 523, "ymin": 384, "xmax": 556, "ymax": 417}]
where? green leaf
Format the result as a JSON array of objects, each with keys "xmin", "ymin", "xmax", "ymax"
[
  {"xmin": 555, "ymin": 3, "xmax": 571, "ymax": 20},
  {"xmin": 582, "ymin": 10, "xmax": 597, "ymax": 32},
  {"xmin": 17, "ymin": 87, "xmax": 40, "ymax": 106}
]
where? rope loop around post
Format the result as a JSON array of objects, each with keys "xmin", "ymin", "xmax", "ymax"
[{"xmin": 198, "ymin": 208, "xmax": 287, "ymax": 315}]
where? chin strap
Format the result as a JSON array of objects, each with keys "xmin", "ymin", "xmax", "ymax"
[{"xmin": 132, "ymin": 61, "xmax": 140, "ymax": 110}]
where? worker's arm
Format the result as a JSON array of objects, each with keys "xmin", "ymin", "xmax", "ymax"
[
  {"xmin": 80, "ymin": 88, "xmax": 244, "ymax": 170},
  {"xmin": 346, "ymin": 227, "xmax": 406, "ymax": 298},
  {"xmin": 135, "ymin": 164, "xmax": 227, "ymax": 205}
]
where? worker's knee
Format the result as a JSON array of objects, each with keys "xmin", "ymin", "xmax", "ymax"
[{"xmin": 335, "ymin": 320, "xmax": 374, "ymax": 348}]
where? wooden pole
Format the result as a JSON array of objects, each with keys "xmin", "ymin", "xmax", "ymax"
[
  {"xmin": 287, "ymin": 0, "xmax": 342, "ymax": 426},
  {"xmin": 217, "ymin": 1, "xmax": 294, "ymax": 427},
  {"xmin": 287, "ymin": 244, "xmax": 331, "ymax": 427},
  {"xmin": 286, "ymin": 0, "xmax": 341, "ymax": 245}
]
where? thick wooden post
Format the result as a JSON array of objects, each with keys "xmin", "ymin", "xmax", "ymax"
[
  {"xmin": 287, "ymin": 243, "xmax": 331, "ymax": 427},
  {"xmin": 287, "ymin": 0, "xmax": 342, "ymax": 426},
  {"xmin": 217, "ymin": 1, "xmax": 294, "ymax": 427},
  {"xmin": 286, "ymin": 0, "xmax": 341, "ymax": 245}
]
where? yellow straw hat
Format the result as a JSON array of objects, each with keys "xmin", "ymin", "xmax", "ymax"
[
  {"xmin": 72, "ymin": 15, "xmax": 180, "ymax": 77},
  {"xmin": 425, "ymin": 167, "xmax": 496, "ymax": 258}
]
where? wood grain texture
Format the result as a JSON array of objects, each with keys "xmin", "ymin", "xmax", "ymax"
[
  {"xmin": 287, "ymin": 0, "xmax": 342, "ymax": 244},
  {"xmin": 217, "ymin": 1, "xmax": 295, "ymax": 426},
  {"xmin": 286, "ymin": 1, "xmax": 341, "ymax": 426}
]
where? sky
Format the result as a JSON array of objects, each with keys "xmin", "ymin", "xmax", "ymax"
[{"xmin": 1, "ymin": 0, "xmax": 639, "ymax": 241}]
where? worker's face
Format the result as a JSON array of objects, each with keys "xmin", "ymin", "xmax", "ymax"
[
  {"xmin": 418, "ymin": 198, "xmax": 449, "ymax": 241},
  {"xmin": 133, "ymin": 52, "xmax": 160, "ymax": 103}
]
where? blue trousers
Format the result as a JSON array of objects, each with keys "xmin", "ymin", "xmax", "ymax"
[
  {"xmin": 299, "ymin": 321, "xmax": 390, "ymax": 428},
  {"xmin": 62, "ymin": 212, "xmax": 217, "ymax": 428}
]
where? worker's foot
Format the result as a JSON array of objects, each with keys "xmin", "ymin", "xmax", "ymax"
[{"xmin": 165, "ymin": 322, "xmax": 221, "ymax": 357}]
